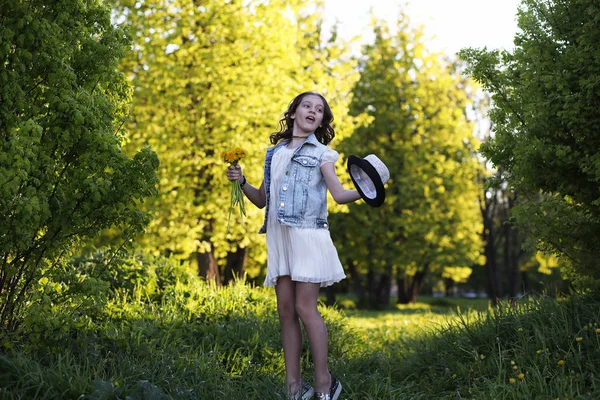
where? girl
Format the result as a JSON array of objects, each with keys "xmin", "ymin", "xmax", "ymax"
[{"xmin": 226, "ymin": 92, "xmax": 361, "ymax": 400}]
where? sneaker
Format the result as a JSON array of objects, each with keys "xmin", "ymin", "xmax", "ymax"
[
  {"xmin": 313, "ymin": 374, "xmax": 342, "ymax": 400},
  {"xmin": 288, "ymin": 378, "xmax": 314, "ymax": 400}
]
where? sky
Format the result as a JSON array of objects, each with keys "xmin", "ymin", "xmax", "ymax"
[{"xmin": 322, "ymin": 0, "xmax": 522, "ymax": 56}]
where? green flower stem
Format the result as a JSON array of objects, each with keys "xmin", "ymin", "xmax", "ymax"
[{"xmin": 227, "ymin": 179, "xmax": 246, "ymax": 234}]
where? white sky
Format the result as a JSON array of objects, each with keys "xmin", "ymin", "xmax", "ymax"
[{"xmin": 322, "ymin": 0, "xmax": 522, "ymax": 56}]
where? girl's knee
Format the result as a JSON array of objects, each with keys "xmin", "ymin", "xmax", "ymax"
[
  {"xmin": 278, "ymin": 301, "xmax": 297, "ymax": 320},
  {"xmin": 295, "ymin": 302, "xmax": 319, "ymax": 321}
]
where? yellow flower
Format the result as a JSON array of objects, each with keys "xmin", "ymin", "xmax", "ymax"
[
  {"xmin": 513, "ymin": 365, "xmax": 518, "ymax": 371},
  {"xmin": 509, "ymin": 378, "xmax": 516, "ymax": 384},
  {"xmin": 452, "ymin": 374, "xmax": 457, "ymax": 379},
  {"xmin": 518, "ymin": 327, "xmax": 524, "ymax": 332},
  {"xmin": 225, "ymin": 151, "xmax": 236, "ymax": 163},
  {"xmin": 479, "ymin": 354, "xmax": 485, "ymax": 360},
  {"xmin": 596, "ymin": 328, "xmax": 600, "ymax": 334},
  {"xmin": 518, "ymin": 373, "xmax": 525, "ymax": 380},
  {"xmin": 536, "ymin": 349, "xmax": 543, "ymax": 354},
  {"xmin": 575, "ymin": 337, "xmax": 583, "ymax": 342},
  {"xmin": 558, "ymin": 360, "xmax": 565, "ymax": 366},
  {"xmin": 233, "ymin": 147, "xmax": 246, "ymax": 159}
]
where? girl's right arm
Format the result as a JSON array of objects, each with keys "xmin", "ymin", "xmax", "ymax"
[{"xmin": 226, "ymin": 165, "xmax": 266, "ymax": 209}]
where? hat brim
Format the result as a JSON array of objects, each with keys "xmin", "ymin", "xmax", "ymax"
[{"xmin": 347, "ymin": 155, "xmax": 386, "ymax": 207}]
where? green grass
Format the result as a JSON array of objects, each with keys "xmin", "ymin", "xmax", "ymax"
[{"xmin": 1, "ymin": 264, "xmax": 599, "ymax": 399}]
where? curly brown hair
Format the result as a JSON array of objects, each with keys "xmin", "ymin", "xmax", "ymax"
[{"xmin": 270, "ymin": 92, "xmax": 335, "ymax": 145}]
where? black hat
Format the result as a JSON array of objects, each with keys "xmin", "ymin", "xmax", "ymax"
[{"xmin": 347, "ymin": 154, "xmax": 390, "ymax": 207}]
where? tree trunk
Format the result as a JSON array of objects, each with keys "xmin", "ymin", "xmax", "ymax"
[
  {"xmin": 366, "ymin": 268, "xmax": 376, "ymax": 308},
  {"xmin": 197, "ymin": 248, "xmax": 220, "ymax": 284},
  {"xmin": 484, "ymin": 231, "xmax": 500, "ymax": 306},
  {"xmin": 347, "ymin": 260, "xmax": 366, "ymax": 307},
  {"xmin": 223, "ymin": 246, "xmax": 247, "ymax": 285},
  {"xmin": 506, "ymin": 224, "xmax": 520, "ymax": 298},
  {"xmin": 396, "ymin": 272, "xmax": 411, "ymax": 304},
  {"xmin": 508, "ymin": 193, "xmax": 520, "ymax": 298},
  {"xmin": 482, "ymin": 185, "xmax": 501, "ymax": 306},
  {"xmin": 410, "ymin": 264, "xmax": 429, "ymax": 303},
  {"xmin": 324, "ymin": 286, "xmax": 336, "ymax": 306},
  {"xmin": 376, "ymin": 267, "xmax": 392, "ymax": 307},
  {"xmin": 520, "ymin": 270, "xmax": 529, "ymax": 294},
  {"xmin": 364, "ymin": 266, "xmax": 392, "ymax": 308},
  {"xmin": 444, "ymin": 278, "xmax": 454, "ymax": 297}
]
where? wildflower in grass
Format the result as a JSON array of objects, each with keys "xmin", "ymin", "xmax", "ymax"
[
  {"xmin": 510, "ymin": 360, "xmax": 515, "ymax": 365},
  {"xmin": 513, "ymin": 365, "xmax": 519, "ymax": 371},
  {"xmin": 518, "ymin": 373, "xmax": 525, "ymax": 380},
  {"xmin": 536, "ymin": 349, "xmax": 543, "ymax": 354},
  {"xmin": 575, "ymin": 337, "xmax": 582, "ymax": 342},
  {"xmin": 509, "ymin": 378, "xmax": 516, "ymax": 384},
  {"xmin": 479, "ymin": 354, "xmax": 485, "ymax": 360},
  {"xmin": 223, "ymin": 147, "xmax": 247, "ymax": 233},
  {"xmin": 518, "ymin": 327, "xmax": 524, "ymax": 332},
  {"xmin": 596, "ymin": 328, "xmax": 600, "ymax": 334},
  {"xmin": 558, "ymin": 359, "xmax": 565, "ymax": 366},
  {"xmin": 452, "ymin": 374, "xmax": 457, "ymax": 379}
]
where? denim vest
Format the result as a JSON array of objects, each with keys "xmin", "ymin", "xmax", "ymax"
[{"xmin": 258, "ymin": 133, "xmax": 330, "ymax": 234}]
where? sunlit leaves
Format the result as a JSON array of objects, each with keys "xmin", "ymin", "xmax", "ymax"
[
  {"xmin": 0, "ymin": 0, "xmax": 159, "ymax": 330},
  {"xmin": 333, "ymin": 12, "xmax": 482, "ymax": 297},
  {"xmin": 115, "ymin": 0, "xmax": 358, "ymax": 276}
]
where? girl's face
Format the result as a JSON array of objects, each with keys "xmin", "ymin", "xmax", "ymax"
[{"xmin": 291, "ymin": 94, "xmax": 324, "ymax": 135}]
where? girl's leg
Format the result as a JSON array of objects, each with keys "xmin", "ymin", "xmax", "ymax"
[
  {"xmin": 275, "ymin": 276, "xmax": 303, "ymax": 394},
  {"xmin": 294, "ymin": 282, "xmax": 331, "ymax": 393}
]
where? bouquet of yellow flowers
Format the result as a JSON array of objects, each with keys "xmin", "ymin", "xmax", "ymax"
[{"xmin": 223, "ymin": 147, "xmax": 247, "ymax": 233}]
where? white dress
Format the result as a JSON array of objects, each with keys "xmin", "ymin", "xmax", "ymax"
[{"xmin": 263, "ymin": 145, "xmax": 346, "ymax": 288}]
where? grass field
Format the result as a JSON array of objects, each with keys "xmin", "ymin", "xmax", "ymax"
[{"xmin": 1, "ymin": 262, "xmax": 598, "ymax": 399}]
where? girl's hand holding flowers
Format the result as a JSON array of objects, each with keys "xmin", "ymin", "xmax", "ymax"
[{"xmin": 223, "ymin": 148, "xmax": 247, "ymax": 234}]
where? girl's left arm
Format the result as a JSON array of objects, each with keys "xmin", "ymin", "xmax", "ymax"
[{"xmin": 321, "ymin": 163, "xmax": 362, "ymax": 204}]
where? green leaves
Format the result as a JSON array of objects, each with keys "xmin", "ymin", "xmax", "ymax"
[
  {"xmin": 0, "ymin": 0, "xmax": 159, "ymax": 330},
  {"xmin": 115, "ymin": 0, "xmax": 358, "ymax": 276},
  {"xmin": 460, "ymin": 0, "xmax": 600, "ymax": 282},
  {"xmin": 333, "ymin": 13, "xmax": 483, "ymax": 300}
]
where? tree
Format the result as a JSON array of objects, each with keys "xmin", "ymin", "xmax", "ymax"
[
  {"xmin": 332, "ymin": 14, "xmax": 482, "ymax": 308},
  {"xmin": 470, "ymin": 93, "xmax": 565, "ymax": 303},
  {"xmin": 0, "ymin": 0, "xmax": 159, "ymax": 331},
  {"xmin": 459, "ymin": 0, "xmax": 600, "ymax": 287},
  {"xmin": 113, "ymin": 0, "xmax": 358, "ymax": 283}
]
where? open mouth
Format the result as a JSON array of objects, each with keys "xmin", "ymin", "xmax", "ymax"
[{"xmin": 306, "ymin": 116, "xmax": 315, "ymax": 123}]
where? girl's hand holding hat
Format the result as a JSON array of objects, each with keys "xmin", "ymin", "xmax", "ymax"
[{"xmin": 347, "ymin": 154, "xmax": 390, "ymax": 207}]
